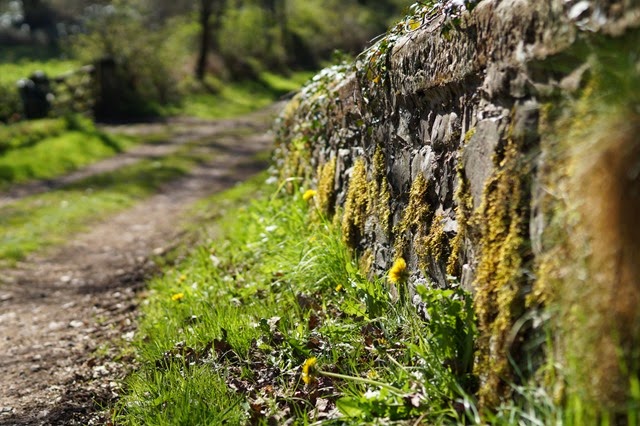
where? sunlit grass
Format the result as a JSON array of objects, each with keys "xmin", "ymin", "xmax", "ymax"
[
  {"xmin": 0, "ymin": 115, "xmax": 135, "ymax": 187},
  {"xmin": 172, "ymin": 71, "xmax": 314, "ymax": 119},
  {"xmin": 0, "ymin": 58, "xmax": 79, "ymax": 86},
  {"xmin": 0, "ymin": 146, "xmax": 207, "ymax": 264},
  {"xmin": 115, "ymin": 178, "xmax": 478, "ymax": 424}
]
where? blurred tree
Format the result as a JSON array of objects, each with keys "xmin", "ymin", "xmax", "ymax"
[
  {"xmin": 70, "ymin": 1, "xmax": 187, "ymax": 115},
  {"xmin": 22, "ymin": 0, "xmax": 53, "ymax": 29},
  {"xmin": 259, "ymin": 0, "xmax": 287, "ymax": 68},
  {"xmin": 196, "ymin": 0, "xmax": 225, "ymax": 81}
]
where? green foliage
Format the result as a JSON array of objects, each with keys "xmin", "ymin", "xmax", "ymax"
[
  {"xmin": 217, "ymin": 0, "xmax": 409, "ymax": 74},
  {"xmin": 219, "ymin": 4, "xmax": 281, "ymax": 73},
  {"xmin": 415, "ymin": 285, "xmax": 476, "ymax": 379},
  {"xmin": 0, "ymin": 82, "xmax": 23, "ymax": 123},
  {"xmin": 69, "ymin": 3, "xmax": 192, "ymax": 115}
]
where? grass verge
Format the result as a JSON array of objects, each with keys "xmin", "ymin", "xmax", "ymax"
[
  {"xmin": 114, "ymin": 178, "xmax": 478, "ymax": 425},
  {"xmin": 171, "ymin": 71, "xmax": 315, "ymax": 119},
  {"xmin": 0, "ymin": 144, "xmax": 208, "ymax": 264},
  {"xmin": 0, "ymin": 115, "xmax": 135, "ymax": 188}
]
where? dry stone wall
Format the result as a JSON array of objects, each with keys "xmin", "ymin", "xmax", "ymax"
[{"xmin": 276, "ymin": 0, "xmax": 640, "ymax": 408}]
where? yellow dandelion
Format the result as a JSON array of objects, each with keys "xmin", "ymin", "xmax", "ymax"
[
  {"xmin": 335, "ymin": 284, "xmax": 343, "ymax": 292},
  {"xmin": 302, "ymin": 189, "xmax": 317, "ymax": 201},
  {"xmin": 388, "ymin": 258, "xmax": 407, "ymax": 284},
  {"xmin": 301, "ymin": 357, "xmax": 318, "ymax": 385},
  {"xmin": 171, "ymin": 292, "xmax": 184, "ymax": 302},
  {"xmin": 178, "ymin": 274, "xmax": 187, "ymax": 282}
]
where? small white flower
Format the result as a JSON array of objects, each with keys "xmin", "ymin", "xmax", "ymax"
[{"xmin": 363, "ymin": 389, "xmax": 380, "ymax": 400}]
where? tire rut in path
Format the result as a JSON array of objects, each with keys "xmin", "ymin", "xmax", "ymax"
[{"xmin": 0, "ymin": 104, "xmax": 281, "ymax": 425}]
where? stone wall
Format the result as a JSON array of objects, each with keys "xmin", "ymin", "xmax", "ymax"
[{"xmin": 276, "ymin": 0, "xmax": 640, "ymax": 409}]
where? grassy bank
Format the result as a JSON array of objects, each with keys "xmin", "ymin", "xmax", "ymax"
[
  {"xmin": 0, "ymin": 115, "xmax": 135, "ymax": 188},
  {"xmin": 170, "ymin": 71, "xmax": 315, "ymax": 119},
  {"xmin": 0, "ymin": 144, "xmax": 207, "ymax": 264},
  {"xmin": 114, "ymin": 177, "xmax": 478, "ymax": 424}
]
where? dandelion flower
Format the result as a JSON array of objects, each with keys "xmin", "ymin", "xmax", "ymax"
[
  {"xmin": 179, "ymin": 274, "xmax": 187, "ymax": 282},
  {"xmin": 303, "ymin": 189, "xmax": 317, "ymax": 201},
  {"xmin": 388, "ymin": 258, "xmax": 407, "ymax": 284},
  {"xmin": 171, "ymin": 292, "xmax": 184, "ymax": 302},
  {"xmin": 301, "ymin": 357, "xmax": 318, "ymax": 384},
  {"xmin": 335, "ymin": 284, "xmax": 343, "ymax": 292}
]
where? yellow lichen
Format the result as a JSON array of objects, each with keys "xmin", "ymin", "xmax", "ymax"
[
  {"xmin": 316, "ymin": 158, "xmax": 337, "ymax": 216},
  {"xmin": 393, "ymin": 173, "xmax": 432, "ymax": 258},
  {"xmin": 369, "ymin": 147, "xmax": 391, "ymax": 236},
  {"xmin": 447, "ymin": 160, "xmax": 474, "ymax": 277},
  {"xmin": 280, "ymin": 138, "xmax": 312, "ymax": 192},
  {"xmin": 372, "ymin": 146, "xmax": 386, "ymax": 182},
  {"xmin": 473, "ymin": 137, "xmax": 530, "ymax": 408},
  {"xmin": 359, "ymin": 248, "xmax": 374, "ymax": 277},
  {"xmin": 417, "ymin": 213, "xmax": 448, "ymax": 271},
  {"xmin": 464, "ymin": 128, "xmax": 476, "ymax": 143},
  {"xmin": 280, "ymin": 95, "xmax": 302, "ymax": 123},
  {"xmin": 342, "ymin": 159, "xmax": 370, "ymax": 249}
]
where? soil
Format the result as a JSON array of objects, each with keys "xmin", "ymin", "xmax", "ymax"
[{"xmin": 0, "ymin": 103, "xmax": 283, "ymax": 425}]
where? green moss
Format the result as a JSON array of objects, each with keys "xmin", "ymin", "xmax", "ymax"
[
  {"xmin": 359, "ymin": 248, "xmax": 374, "ymax": 277},
  {"xmin": 317, "ymin": 157, "xmax": 337, "ymax": 217},
  {"xmin": 393, "ymin": 173, "xmax": 432, "ymax": 258},
  {"xmin": 279, "ymin": 138, "xmax": 312, "ymax": 192},
  {"xmin": 342, "ymin": 158, "xmax": 370, "ymax": 249},
  {"xmin": 473, "ymin": 137, "xmax": 530, "ymax": 408},
  {"xmin": 464, "ymin": 128, "xmax": 476, "ymax": 143},
  {"xmin": 417, "ymin": 213, "xmax": 448, "ymax": 271},
  {"xmin": 369, "ymin": 147, "xmax": 391, "ymax": 236},
  {"xmin": 447, "ymin": 160, "xmax": 474, "ymax": 277}
]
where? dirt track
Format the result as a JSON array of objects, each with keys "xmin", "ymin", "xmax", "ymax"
[{"xmin": 0, "ymin": 104, "xmax": 281, "ymax": 425}]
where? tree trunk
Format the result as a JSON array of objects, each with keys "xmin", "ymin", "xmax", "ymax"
[
  {"xmin": 196, "ymin": 0, "xmax": 213, "ymax": 81},
  {"xmin": 276, "ymin": 0, "xmax": 289, "ymax": 57}
]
